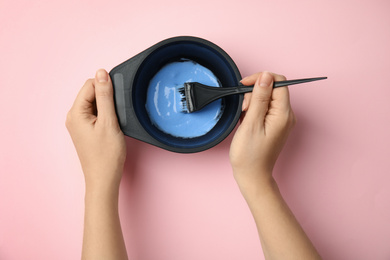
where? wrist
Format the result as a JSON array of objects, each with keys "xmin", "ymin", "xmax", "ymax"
[
  {"xmin": 82, "ymin": 167, "xmax": 123, "ymax": 191},
  {"xmin": 233, "ymin": 169, "xmax": 278, "ymax": 199},
  {"xmin": 84, "ymin": 174, "xmax": 121, "ymax": 200},
  {"xmin": 84, "ymin": 183, "xmax": 120, "ymax": 211}
]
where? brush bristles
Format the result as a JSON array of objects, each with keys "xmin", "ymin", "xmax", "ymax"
[
  {"xmin": 177, "ymin": 86, "xmax": 188, "ymax": 112},
  {"xmin": 178, "ymin": 83, "xmax": 194, "ymax": 113}
]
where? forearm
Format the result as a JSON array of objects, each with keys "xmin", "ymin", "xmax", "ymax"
[
  {"xmin": 67, "ymin": 70, "xmax": 128, "ymax": 260},
  {"xmin": 235, "ymin": 173, "xmax": 321, "ymax": 260},
  {"xmin": 82, "ymin": 182, "xmax": 128, "ymax": 260}
]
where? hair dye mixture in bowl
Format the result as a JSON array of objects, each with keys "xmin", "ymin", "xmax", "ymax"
[{"xmin": 145, "ymin": 59, "xmax": 223, "ymax": 138}]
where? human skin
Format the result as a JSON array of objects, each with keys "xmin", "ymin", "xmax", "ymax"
[
  {"xmin": 230, "ymin": 71, "xmax": 321, "ymax": 260},
  {"xmin": 66, "ymin": 69, "xmax": 128, "ymax": 260},
  {"xmin": 66, "ymin": 69, "xmax": 320, "ymax": 260}
]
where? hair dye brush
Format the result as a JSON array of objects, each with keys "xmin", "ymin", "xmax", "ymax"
[{"xmin": 179, "ymin": 77, "xmax": 327, "ymax": 113}]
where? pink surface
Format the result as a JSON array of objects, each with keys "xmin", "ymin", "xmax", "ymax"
[{"xmin": 1, "ymin": 0, "xmax": 390, "ymax": 259}]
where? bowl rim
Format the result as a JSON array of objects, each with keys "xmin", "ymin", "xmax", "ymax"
[{"xmin": 111, "ymin": 36, "xmax": 243, "ymax": 153}]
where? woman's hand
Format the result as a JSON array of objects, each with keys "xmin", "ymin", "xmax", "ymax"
[
  {"xmin": 66, "ymin": 69, "xmax": 128, "ymax": 260},
  {"xmin": 66, "ymin": 69, "xmax": 126, "ymax": 191},
  {"xmin": 230, "ymin": 71, "xmax": 296, "ymax": 192},
  {"xmin": 230, "ymin": 72, "xmax": 321, "ymax": 260}
]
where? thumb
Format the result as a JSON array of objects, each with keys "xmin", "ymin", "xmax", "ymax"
[
  {"xmin": 94, "ymin": 69, "xmax": 117, "ymax": 123},
  {"xmin": 243, "ymin": 71, "xmax": 273, "ymax": 126}
]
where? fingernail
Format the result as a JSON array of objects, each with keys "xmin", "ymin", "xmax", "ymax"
[
  {"xmin": 240, "ymin": 76, "xmax": 248, "ymax": 82},
  {"xmin": 259, "ymin": 72, "xmax": 272, "ymax": 88},
  {"xmin": 96, "ymin": 69, "xmax": 108, "ymax": 82}
]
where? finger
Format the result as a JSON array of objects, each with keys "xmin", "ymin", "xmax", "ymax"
[
  {"xmin": 71, "ymin": 78, "xmax": 96, "ymax": 113},
  {"xmin": 94, "ymin": 69, "xmax": 117, "ymax": 123},
  {"xmin": 240, "ymin": 72, "xmax": 262, "ymax": 85},
  {"xmin": 243, "ymin": 71, "xmax": 274, "ymax": 125},
  {"xmin": 274, "ymin": 74, "xmax": 286, "ymax": 82},
  {"xmin": 271, "ymin": 74, "xmax": 291, "ymax": 112},
  {"xmin": 242, "ymin": 72, "xmax": 291, "ymax": 112},
  {"xmin": 242, "ymin": 92, "xmax": 251, "ymax": 111},
  {"xmin": 239, "ymin": 110, "xmax": 246, "ymax": 124},
  {"xmin": 240, "ymin": 72, "xmax": 264, "ymax": 112},
  {"xmin": 241, "ymin": 71, "xmax": 285, "ymax": 86}
]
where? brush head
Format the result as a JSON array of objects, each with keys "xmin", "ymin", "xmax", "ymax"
[{"xmin": 178, "ymin": 82, "xmax": 195, "ymax": 113}]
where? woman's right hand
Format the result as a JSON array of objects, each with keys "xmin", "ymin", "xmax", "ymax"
[{"xmin": 229, "ymin": 71, "xmax": 296, "ymax": 191}]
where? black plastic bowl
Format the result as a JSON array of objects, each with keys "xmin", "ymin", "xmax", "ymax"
[{"xmin": 109, "ymin": 36, "xmax": 242, "ymax": 153}]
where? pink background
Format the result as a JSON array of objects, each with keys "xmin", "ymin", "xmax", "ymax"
[{"xmin": 1, "ymin": 0, "xmax": 390, "ymax": 259}]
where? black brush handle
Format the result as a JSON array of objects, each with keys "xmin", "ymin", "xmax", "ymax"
[
  {"xmin": 190, "ymin": 77, "xmax": 327, "ymax": 112},
  {"xmin": 237, "ymin": 76, "xmax": 328, "ymax": 94},
  {"xmin": 274, "ymin": 77, "xmax": 327, "ymax": 88}
]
